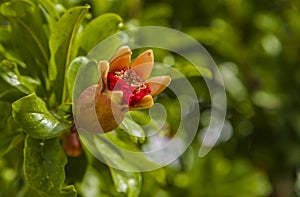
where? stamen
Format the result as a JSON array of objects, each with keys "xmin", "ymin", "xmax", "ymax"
[
  {"xmin": 107, "ymin": 69, "xmax": 151, "ymax": 107},
  {"xmin": 123, "ymin": 70, "xmax": 144, "ymax": 87}
]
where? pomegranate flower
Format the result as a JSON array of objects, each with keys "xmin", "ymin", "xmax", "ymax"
[{"xmin": 75, "ymin": 46, "xmax": 171, "ymax": 133}]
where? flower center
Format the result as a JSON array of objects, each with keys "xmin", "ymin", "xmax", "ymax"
[{"xmin": 107, "ymin": 69, "xmax": 151, "ymax": 106}]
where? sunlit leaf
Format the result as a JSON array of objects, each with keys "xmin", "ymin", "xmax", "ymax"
[
  {"xmin": 12, "ymin": 93, "xmax": 70, "ymax": 140},
  {"xmin": 24, "ymin": 135, "xmax": 77, "ymax": 197},
  {"xmin": 109, "ymin": 167, "xmax": 142, "ymax": 197},
  {"xmin": 79, "ymin": 13, "xmax": 122, "ymax": 53},
  {"xmin": 49, "ymin": 5, "xmax": 90, "ymax": 104}
]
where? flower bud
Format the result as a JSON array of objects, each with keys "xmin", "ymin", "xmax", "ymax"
[{"xmin": 74, "ymin": 46, "xmax": 171, "ymax": 133}]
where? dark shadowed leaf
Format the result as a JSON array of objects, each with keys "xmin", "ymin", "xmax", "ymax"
[
  {"xmin": 0, "ymin": 132, "xmax": 24, "ymax": 157},
  {"xmin": 30, "ymin": 0, "xmax": 61, "ymax": 30},
  {"xmin": 0, "ymin": 0, "xmax": 50, "ymax": 80},
  {"xmin": 0, "ymin": 101, "xmax": 24, "ymax": 156},
  {"xmin": 0, "ymin": 60, "xmax": 41, "ymax": 94},
  {"xmin": 24, "ymin": 136, "xmax": 76, "ymax": 197}
]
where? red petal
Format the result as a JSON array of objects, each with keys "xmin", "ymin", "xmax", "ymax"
[{"xmin": 129, "ymin": 84, "xmax": 151, "ymax": 107}]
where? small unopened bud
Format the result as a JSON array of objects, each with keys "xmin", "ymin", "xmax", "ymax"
[{"xmin": 62, "ymin": 124, "xmax": 82, "ymax": 157}]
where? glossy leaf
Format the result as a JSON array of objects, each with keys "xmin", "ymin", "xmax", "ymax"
[
  {"xmin": 24, "ymin": 136, "xmax": 77, "ymax": 197},
  {"xmin": 109, "ymin": 167, "xmax": 142, "ymax": 197},
  {"xmin": 12, "ymin": 93, "xmax": 70, "ymax": 140},
  {"xmin": 49, "ymin": 5, "xmax": 90, "ymax": 104},
  {"xmin": 120, "ymin": 115, "xmax": 146, "ymax": 144},
  {"xmin": 79, "ymin": 13, "xmax": 123, "ymax": 53},
  {"xmin": 0, "ymin": 60, "xmax": 40, "ymax": 94}
]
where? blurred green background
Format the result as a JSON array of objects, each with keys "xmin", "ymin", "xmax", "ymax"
[{"xmin": 1, "ymin": 0, "xmax": 300, "ymax": 196}]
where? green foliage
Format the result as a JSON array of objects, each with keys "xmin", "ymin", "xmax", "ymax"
[
  {"xmin": 24, "ymin": 136, "xmax": 76, "ymax": 196},
  {"xmin": 49, "ymin": 5, "xmax": 89, "ymax": 104},
  {"xmin": 0, "ymin": 60, "xmax": 40, "ymax": 94},
  {"xmin": 0, "ymin": 0, "xmax": 299, "ymax": 196},
  {"xmin": 78, "ymin": 13, "xmax": 123, "ymax": 53},
  {"xmin": 0, "ymin": 0, "xmax": 125, "ymax": 195},
  {"xmin": 110, "ymin": 167, "xmax": 142, "ymax": 197},
  {"xmin": 67, "ymin": 56, "xmax": 89, "ymax": 101},
  {"xmin": 0, "ymin": 0, "xmax": 49, "ymax": 82},
  {"xmin": 12, "ymin": 93, "xmax": 70, "ymax": 140}
]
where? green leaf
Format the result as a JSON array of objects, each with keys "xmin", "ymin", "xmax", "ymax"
[
  {"xmin": 79, "ymin": 13, "xmax": 122, "ymax": 53},
  {"xmin": 0, "ymin": 101, "xmax": 12, "ymax": 129},
  {"xmin": 0, "ymin": 0, "xmax": 50, "ymax": 80},
  {"xmin": 24, "ymin": 136, "xmax": 77, "ymax": 197},
  {"xmin": 127, "ymin": 111, "xmax": 164, "ymax": 133},
  {"xmin": 127, "ymin": 111, "xmax": 151, "ymax": 125},
  {"xmin": 0, "ymin": 25, "xmax": 11, "ymax": 43},
  {"xmin": 80, "ymin": 131, "xmax": 161, "ymax": 172},
  {"xmin": 49, "ymin": 5, "xmax": 90, "ymax": 104},
  {"xmin": 31, "ymin": 0, "xmax": 61, "ymax": 31},
  {"xmin": 146, "ymin": 168, "xmax": 166, "ymax": 185},
  {"xmin": 12, "ymin": 93, "xmax": 70, "ymax": 140},
  {"xmin": 120, "ymin": 116, "xmax": 146, "ymax": 144},
  {"xmin": 0, "ymin": 132, "xmax": 24, "ymax": 157},
  {"xmin": 0, "ymin": 84, "xmax": 24, "ymax": 102},
  {"xmin": 65, "ymin": 152, "xmax": 88, "ymax": 183},
  {"xmin": 0, "ymin": 101, "xmax": 25, "ymax": 156},
  {"xmin": 109, "ymin": 167, "xmax": 142, "ymax": 197},
  {"xmin": 77, "ymin": 166, "xmax": 102, "ymax": 197},
  {"xmin": 72, "ymin": 59, "xmax": 99, "ymax": 102},
  {"xmin": 67, "ymin": 56, "xmax": 89, "ymax": 101},
  {"xmin": 174, "ymin": 63, "xmax": 213, "ymax": 79},
  {"xmin": 0, "ymin": 60, "xmax": 41, "ymax": 94},
  {"xmin": 0, "ymin": 101, "xmax": 22, "ymax": 132},
  {"xmin": 57, "ymin": 102, "xmax": 73, "ymax": 121}
]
